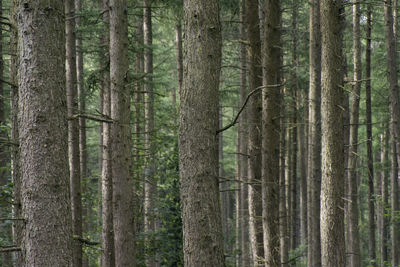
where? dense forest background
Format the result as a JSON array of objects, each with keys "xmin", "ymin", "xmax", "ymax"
[{"xmin": 0, "ymin": 0, "xmax": 400, "ymax": 266}]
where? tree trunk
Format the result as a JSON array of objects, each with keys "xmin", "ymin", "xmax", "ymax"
[
  {"xmin": 235, "ymin": 137, "xmax": 241, "ymax": 267},
  {"xmin": 101, "ymin": 1, "xmax": 115, "ymax": 266},
  {"xmin": 245, "ymin": 0, "xmax": 264, "ymax": 264},
  {"xmin": 143, "ymin": 1, "xmax": 156, "ymax": 266},
  {"xmin": 109, "ymin": 0, "xmax": 136, "ymax": 266},
  {"xmin": 320, "ymin": 1, "xmax": 346, "ymax": 266},
  {"xmin": 261, "ymin": 0, "xmax": 281, "ymax": 266},
  {"xmin": 17, "ymin": 1, "xmax": 73, "ymax": 265},
  {"xmin": 381, "ymin": 132, "xmax": 390, "ymax": 265},
  {"xmin": 365, "ymin": 5, "xmax": 376, "ymax": 265},
  {"xmin": 75, "ymin": 0, "xmax": 88, "ymax": 266},
  {"xmin": 174, "ymin": 20, "xmax": 182, "ymax": 123},
  {"xmin": 10, "ymin": 1, "xmax": 22, "ymax": 265},
  {"xmin": 239, "ymin": 1, "xmax": 249, "ymax": 265},
  {"xmin": 280, "ymin": 117, "xmax": 288, "ymax": 267},
  {"xmin": 347, "ymin": 2, "xmax": 362, "ymax": 266},
  {"xmin": 179, "ymin": 0, "xmax": 225, "ymax": 265},
  {"xmin": 384, "ymin": 1, "xmax": 400, "ymax": 265},
  {"xmin": 308, "ymin": 0, "xmax": 322, "ymax": 266}
]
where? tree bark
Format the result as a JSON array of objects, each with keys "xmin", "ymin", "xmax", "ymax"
[
  {"xmin": 179, "ymin": 0, "xmax": 225, "ymax": 265},
  {"xmin": 101, "ymin": 1, "xmax": 115, "ymax": 266},
  {"xmin": 10, "ymin": 1, "xmax": 22, "ymax": 265},
  {"xmin": 245, "ymin": 0, "xmax": 264, "ymax": 264},
  {"xmin": 347, "ymin": 2, "xmax": 362, "ymax": 266},
  {"xmin": 109, "ymin": 0, "xmax": 136, "ymax": 266},
  {"xmin": 308, "ymin": 1, "xmax": 322, "ymax": 266},
  {"xmin": 17, "ymin": 1, "xmax": 73, "ymax": 265},
  {"xmin": 365, "ymin": 5, "xmax": 376, "ymax": 265},
  {"xmin": 380, "ymin": 132, "xmax": 390, "ymax": 265},
  {"xmin": 261, "ymin": 0, "xmax": 281, "ymax": 266},
  {"xmin": 384, "ymin": 0, "xmax": 400, "ymax": 265},
  {"xmin": 320, "ymin": 0, "xmax": 346, "ymax": 266}
]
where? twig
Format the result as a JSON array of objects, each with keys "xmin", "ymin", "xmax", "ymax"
[
  {"xmin": 0, "ymin": 217, "xmax": 24, "ymax": 221},
  {"xmin": 0, "ymin": 247, "xmax": 21, "ymax": 253},
  {"xmin": 73, "ymin": 235, "xmax": 100, "ymax": 246},
  {"xmin": 216, "ymin": 83, "xmax": 284, "ymax": 134},
  {"xmin": 69, "ymin": 114, "xmax": 113, "ymax": 123}
]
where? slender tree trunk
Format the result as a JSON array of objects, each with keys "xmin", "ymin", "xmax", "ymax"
[
  {"xmin": 66, "ymin": 0, "xmax": 83, "ymax": 266},
  {"xmin": 381, "ymin": 132, "xmax": 390, "ymax": 265},
  {"xmin": 365, "ymin": 6, "xmax": 376, "ymax": 265},
  {"xmin": 17, "ymin": 1, "xmax": 73, "ymax": 265},
  {"xmin": 245, "ymin": 0, "xmax": 264, "ymax": 264},
  {"xmin": 10, "ymin": 1, "xmax": 22, "ymax": 265},
  {"xmin": 143, "ymin": 1, "xmax": 156, "ymax": 266},
  {"xmin": 101, "ymin": 1, "xmax": 115, "ymax": 266},
  {"xmin": 280, "ymin": 115, "xmax": 288, "ymax": 267},
  {"xmin": 320, "ymin": 0, "xmax": 346, "ymax": 266},
  {"xmin": 239, "ymin": 1, "xmax": 249, "ymax": 265},
  {"xmin": 384, "ymin": 1, "xmax": 400, "ymax": 265},
  {"xmin": 75, "ymin": 0, "xmax": 88, "ymax": 266},
  {"xmin": 261, "ymin": 1, "xmax": 281, "ymax": 266},
  {"xmin": 235, "ymin": 137, "xmax": 241, "ymax": 267},
  {"xmin": 308, "ymin": 1, "xmax": 322, "ymax": 266},
  {"xmin": 290, "ymin": 1, "xmax": 299, "ymax": 256},
  {"xmin": 179, "ymin": 0, "xmax": 225, "ymax": 265},
  {"xmin": 109, "ymin": 0, "xmax": 136, "ymax": 266},
  {"xmin": 347, "ymin": 2, "xmax": 362, "ymax": 266}
]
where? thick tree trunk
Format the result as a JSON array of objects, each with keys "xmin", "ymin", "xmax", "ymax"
[
  {"xmin": 101, "ymin": 1, "xmax": 115, "ymax": 266},
  {"xmin": 320, "ymin": 1, "xmax": 346, "ymax": 266},
  {"xmin": 17, "ymin": 1, "xmax": 73, "ymax": 266},
  {"xmin": 245, "ymin": 0, "xmax": 264, "ymax": 264},
  {"xmin": 261, "ymin": 1, "xmax": 281, "ymax": 266},
  {"xmin": 365, "ymin": 6, "xmax": 376, "ymax": 265},
  {"xmin": 109, "ymin": 0, "xmax": 136, "ymax": 266},
  {"xmin": 307, "ymin": 1, "xmax": 322, "ymax": 266},
  {"xmin": 384, "ymin": 1, "xmax": 400, "ymax": 265},
  {"xmin": 347, "ymin": 2, "xmax": 362, "ymax": 266},
  {"xmin": 179, "ymin": 0, "xmax": 225, "ymax": 265}
]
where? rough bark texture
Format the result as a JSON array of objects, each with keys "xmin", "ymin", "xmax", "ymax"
[
  {"xmin": 245, "ymin": 0, "xmax": 264, "ymax": 264},
  {"xmin": 143, "ymin": 1, "xmax": 156, "ymax": 266},
  {"xmin": 261, "ymin": 1, "xmax": 281, "ymax": 266},
  {"xmin": 101, "ymin": 1, "xmax": 115, "ymax": 266},
  {"xmin": 307, "ymin": 1, "xmax": 322, "ymax": 266},
  {"xmin": 384, "ymin": 1, "xmax": 400, "ymax": 265},
  {"xmin": 347, "ymin": 2, "xmax": 362, "ymax": 266},
  {"xmin": 179, "ymin": 0, "xmax": 225, "ymax": 265},
  {"xmin": 175, "ymin": 21, "xmax": 182, "ymax": 111},
  {"xmin": 320, "ymin": 1, "xmax": 346, "ymax": 266},
  {"xmin": 66, "ymin": 0, "xmax": 83, "ymax": 265},
  {"xmin": 365, "ymin": 6, "xmax": 376, "ymax": 265},
  {"xmin": 109, "ymin": 0, "xmax": 136, "ymax": 266},
  {"xmin": 10, "ymin": 0, "xmax": 22, "ymax": 265},
  {"xmin": 17, "ymin": 1, "xmax": 73, "ymax": 266}
]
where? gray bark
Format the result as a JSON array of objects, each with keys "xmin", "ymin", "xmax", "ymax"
[
  {"xmin": 17, "ymin": 0, "xmax": 73, "ymax": 266},
  {"xmin": 245, "ymin": 0, "xmax": 264, "ymax": 264},
  {"xmin": 109, "ymin": 0, "xmax": 136, "ymax": 266},
  {"xmin": 347, "ymin": 2, "xmax": 362, "ymax": 266},
  {"xmin": 307, "ymin": 1, "xmax": 322, "ymax": 266},
  {"xmin": 179, "ymin": 0, "xmax": 225, "ymax": 265},
  {"xmin": 261, "ymin": 0, "xmax": 281, "ymax": 266},
  {"xmin": 384, "ymin": 1, "xmax": 400, "ymax": 265},
  {"xmin": 101, "ymin": 1, "xmax": 115, "ymax": 267},
  {"xmin": 320, "ymin": 0, "xmax": 346, "ymax": 266}
]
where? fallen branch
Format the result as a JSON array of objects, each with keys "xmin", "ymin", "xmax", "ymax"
[
  {"xmin": 0, "ymin": 246, "xmax": 21, "ymax": 253},
  {"xmin": 73, "ymin": 235, "xmax": 100, "ymax": 246}
]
